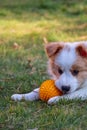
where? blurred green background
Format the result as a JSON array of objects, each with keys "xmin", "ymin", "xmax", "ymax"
[{"xmin": 0, "ymin": 0, "xmax": 87, "ymax": 130}]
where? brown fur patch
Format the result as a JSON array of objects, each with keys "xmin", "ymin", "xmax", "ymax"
[
  {"xmin": 76, "ymin": 45, "xmax": 87, "ymax": 57},
  {"xmin": 48, "ymin": 59, "xmax": 63, "ymax": 80},
  {"xmin": 45, "ymin": 42, "xmax": 64, "ymax": 58},
  {"xmin": 71, "ymin": 56, "xmax": 87, "ymax": 86}
]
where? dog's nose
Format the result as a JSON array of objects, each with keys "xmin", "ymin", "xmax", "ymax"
[{"xmin": 61, "ymin": 85, "xmax": 70, "ymax": 93}]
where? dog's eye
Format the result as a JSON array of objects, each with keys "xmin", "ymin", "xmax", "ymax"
[
  {"xmin": 58, "ymin": 68, "xmax": 63, "ymax": 75},
  {"xmin": 72, "ymin": 70, "xmax": 79, "ymax": 76}
]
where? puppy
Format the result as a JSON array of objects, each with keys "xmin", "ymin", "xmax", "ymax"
[{"xmin": 11, "ymin": 41, "xmax": 87, "ymax": 104}]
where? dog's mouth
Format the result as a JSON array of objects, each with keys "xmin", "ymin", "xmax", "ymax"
[{"xmin": 62, "ymin": 91, "xmax": 70, "ymax": 94}]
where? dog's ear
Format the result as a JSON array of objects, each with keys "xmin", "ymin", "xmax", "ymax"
[
  {"xmin": 76, "ymin": 44, "xmax": 87, "ymax": 58},
  {"xmin": 45, "ymin": 43, "xmax": 63, "ymax": 58}
]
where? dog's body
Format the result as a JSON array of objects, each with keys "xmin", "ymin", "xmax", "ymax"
[{"xmin": 11, "ymin": 41, "xmax": 87, "ymax": 104}]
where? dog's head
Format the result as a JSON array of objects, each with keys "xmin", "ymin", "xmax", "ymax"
[{"xmin": 45, "ymin": 42, "xmax": 87, "ymax": 94}]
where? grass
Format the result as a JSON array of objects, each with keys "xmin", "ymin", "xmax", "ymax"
[{"xmin": 0, "ymin": 0, "xmax": 87, "ymax": 129}]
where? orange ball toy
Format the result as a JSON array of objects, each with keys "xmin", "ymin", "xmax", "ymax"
[{"xmin": 39, "ymin": 80, "xmax": 63, "ymax": 102}]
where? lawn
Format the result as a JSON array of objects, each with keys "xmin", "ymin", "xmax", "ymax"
[{"xmin": 0, "ymin": 0, "xmax": 87, "ymax": 130}]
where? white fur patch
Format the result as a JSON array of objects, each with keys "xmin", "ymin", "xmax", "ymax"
[
  {"xmin": 54, "ymin": 43, "xmax": 79, "ymax": 93},
  {"xmin": 11, "ymin": 88, "xmax": 40, "ymax": 101},
  {"xmin": 55, "ymin": 44, "xmax": 76, "ymax": 69}
]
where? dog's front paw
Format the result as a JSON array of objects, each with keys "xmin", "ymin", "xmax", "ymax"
[
  {"xmin": 11, "ymin": 94, "xmax": 22, "ymax": 101},
  {"xmin": 48, "ymin": 96, "xmax": 60, "ymax": 105}
]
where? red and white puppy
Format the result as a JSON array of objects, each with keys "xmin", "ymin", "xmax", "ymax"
[{"xmin": 11, "ymin": 41, "xmax": 87, "ymax": 104}]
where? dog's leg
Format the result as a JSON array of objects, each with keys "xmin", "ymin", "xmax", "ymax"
[
  {"xmin": 48, "ymin": 87, "xmax": 87, "ymax": 104},
  {"xmin": 11, "ymin": 88, "xmax": 40, "ymax": 101}
]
